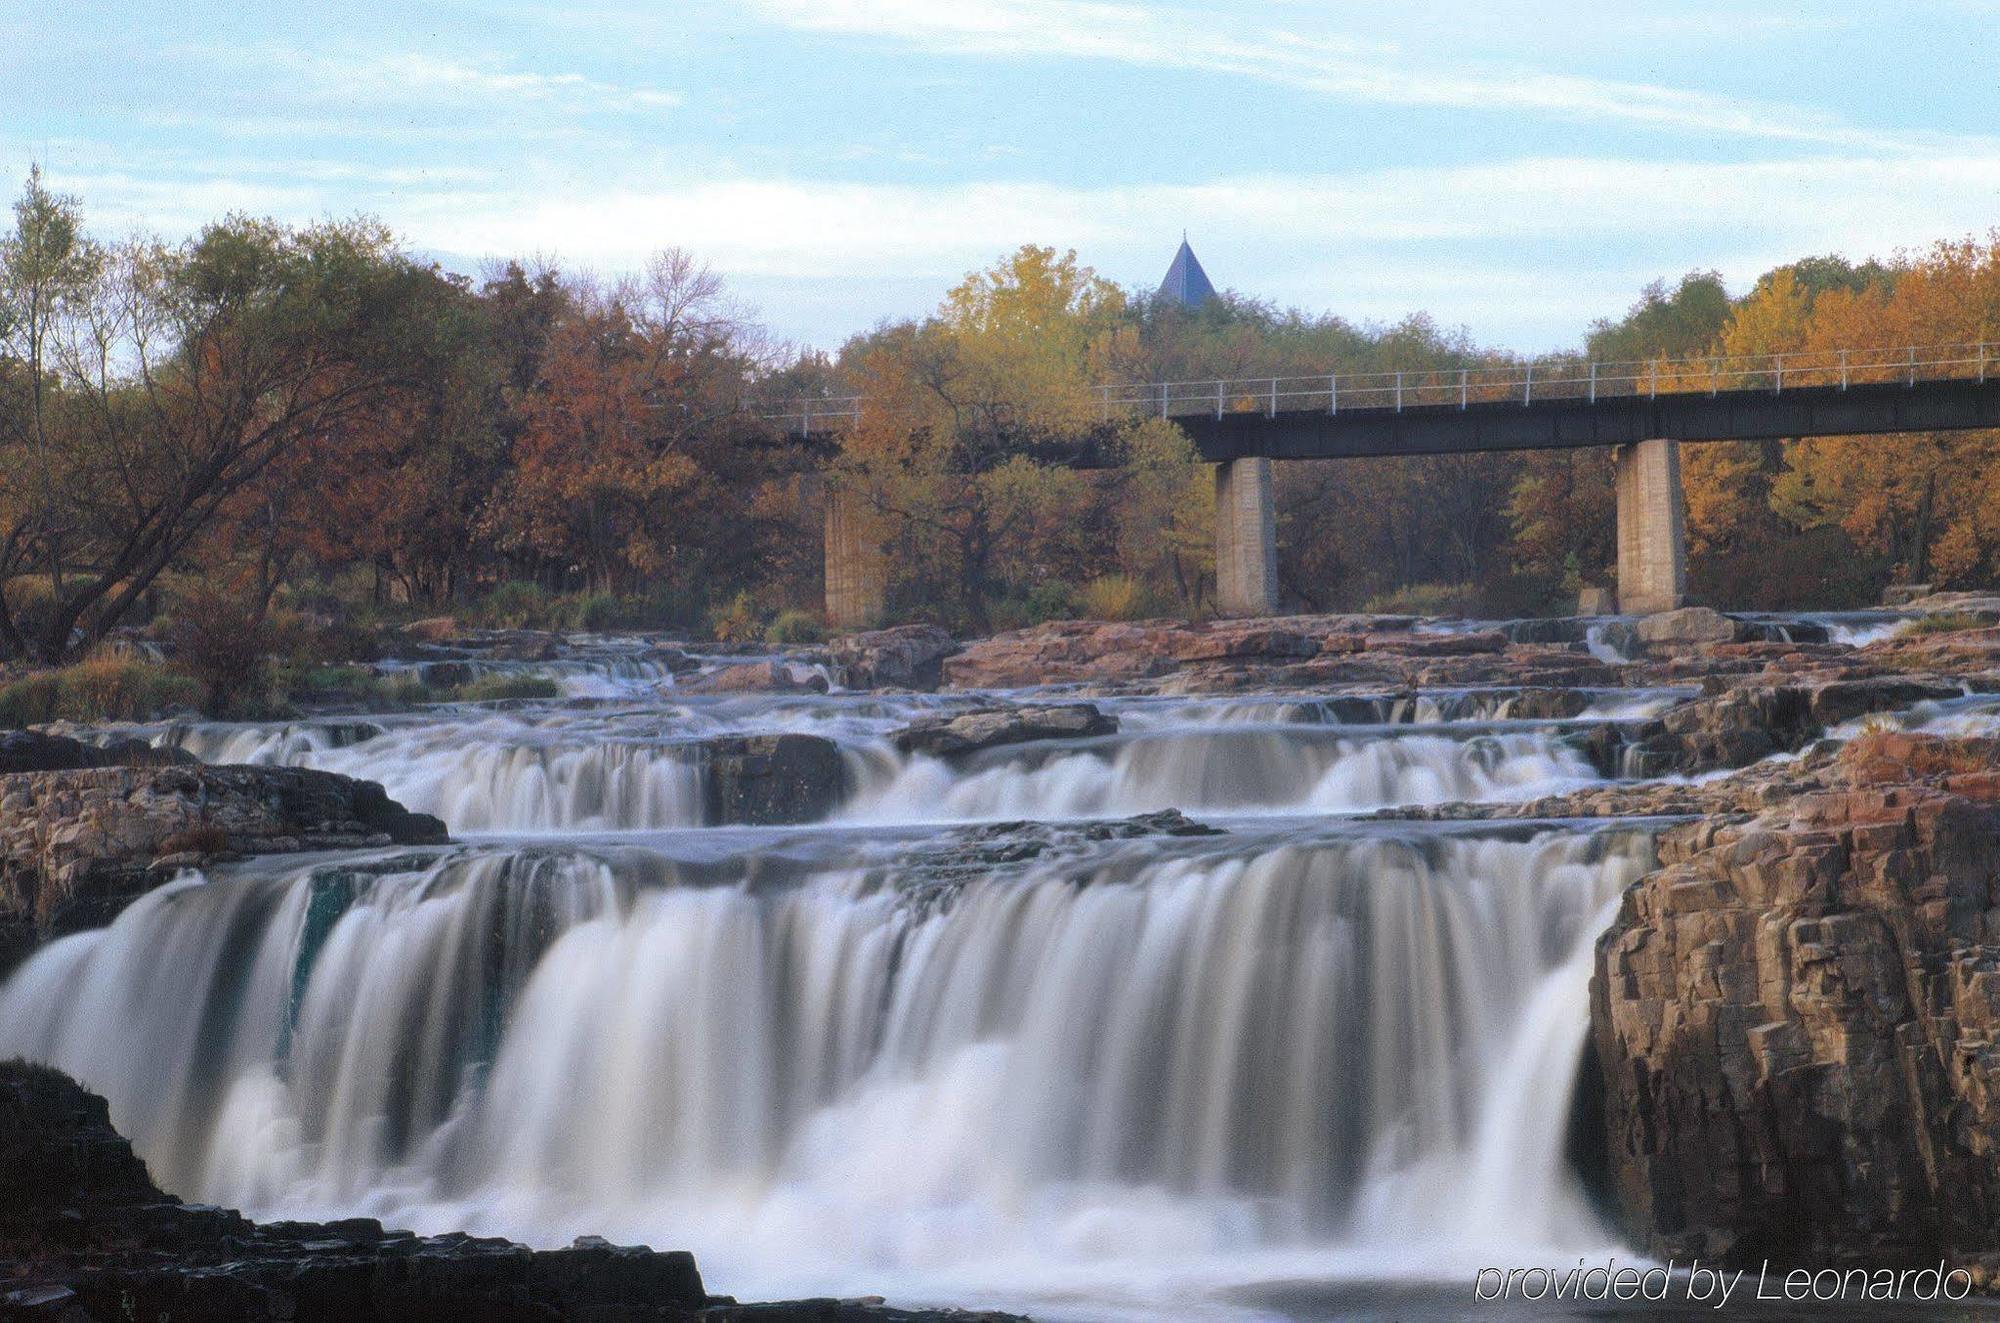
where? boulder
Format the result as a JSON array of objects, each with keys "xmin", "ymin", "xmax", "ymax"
[
  {"xmin": 1622, "ymin": 685, "xmax": 1816, "ymax": 776},
  {"xmin": 1806, "ymin": 676, "xmax": 1966, "ymax": 727},
  {"xmin": 893, "ymin": 704, "xmax": 1117, "ymax": 758},
  {"xmin": 830, "ymin": 624, "xmax": 959, "ymax": 691},
  {"xmin": 701, "ymin": 734, "xmax": 845, "ymax": 825},
  {"xmin": 1499, "ymin": 617, "xmax": 1594, "ymax": 646},
  {"xmin": 687, "ymin": 660, "xmax": 828, "ymax": 694},
  {"xmin": 1590, "ymin": 765, "xmax": 2000, "ymax": 1275},
  {"xmin": 1503, "ymin": 687, "xmax": 1592, "ymax": 720},
  {"xmin": 1632, "ymin": 606, "xmax": 1744, "ymax": 647}
]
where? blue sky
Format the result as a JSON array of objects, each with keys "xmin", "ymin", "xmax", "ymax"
[{"xmin": 8, "ymin": 1, "xmax": 2000, "ymax": 352}]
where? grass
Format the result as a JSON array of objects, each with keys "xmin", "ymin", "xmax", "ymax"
[
  {"xmin": 1904, "ymin": 611, "xmax": 1989, "ymax": 636},
  {"xmin": 0, "ymin": 658, "xmax": 203, "ymax": 727},
  {"xmin": 451, "ymin": 673, "xmax": 561, "ymax": 702},
  {"xmin": 1362, "ymin": 582, "xmax": 1481, "ymax": 617}
]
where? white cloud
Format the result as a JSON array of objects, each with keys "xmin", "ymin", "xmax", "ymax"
[
  {"xmin": 385, "ymin": 154, "xmax": 2000, "ymax": 280},
  {"xmin": 44, "ymin": 150, "xmax": 2000, "ymax": 349},
  {"xmin": 741, "ymin": 0, "xmax": 1983, "ymax": 154}
]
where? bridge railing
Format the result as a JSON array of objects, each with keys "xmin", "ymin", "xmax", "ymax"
[
  {"xmin": 1093, "ymin": 342, "xmax": 1999, "ymax": 420},
  {"xmin": 757, "ymin": 396, "xmax": 864, "ymax": 434},
  {"xmin": 759, "ymin": 343, "xmax": 1997, "ymax": 431}
]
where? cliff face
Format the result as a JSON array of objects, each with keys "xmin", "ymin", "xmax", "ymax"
[{"xmin": 1591, "ymin": 734, "xmax": 2000, "ymax": 1277}]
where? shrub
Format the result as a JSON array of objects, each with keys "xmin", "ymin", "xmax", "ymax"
[
  {"xmin": 560, "ymin": 592, "xmax": 626, "ymax": 632},
  {"xmin": 764, "ymin": 609, "xmax": 825, "ymax": 644},
  {"xmin": 474, "ymin": 581, "xmax": 555, "ymax": 629},
  {"xmin": 1077, "ymin": 574, "xmax": 1154, "ymax": 622},
  {"xmin": 164, "ymin": 592, "xmax": 282, "ymax": 716},
  {"xmin": 707, "ymin": 591, "xmax": 764, "ymax": 644}
]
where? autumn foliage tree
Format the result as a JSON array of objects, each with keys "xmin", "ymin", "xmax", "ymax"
[{"xmin": 0, "ymin": 174, "xmax": 461, "ymax": 660}]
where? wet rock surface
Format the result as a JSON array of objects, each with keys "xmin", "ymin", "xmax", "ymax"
[
  {"xmin": 686, "ymin": 660, "xmax": 828, "ymax": 695},
  {"xmin": 830, "ymin": 625, "xmax": 959, "ymax": 691},
  {"xmin": 0, "ymin": 1061, "xmax": 1026, "ymax": 1323},
  {"xmin": 892, "ymin": 810, "xmax": 1226, "ymax": 894},
  {"xmin": 892, "ymin": 703, "xmax": 1117, "ymax": 758},
  {"xmin": 701, "ymin": 734, "xmax": 846, "ymax": 825},
  {"xmin": 0, "ymin": 764, "xmax": 446, "ymax": 973}
]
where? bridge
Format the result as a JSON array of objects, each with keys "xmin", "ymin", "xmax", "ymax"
[{"xmin": 775, "ymin": 342, "xmax": 2000, "ymax": 627}]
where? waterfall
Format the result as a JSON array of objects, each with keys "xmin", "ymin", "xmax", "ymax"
[
  {"xmin": 0, "ymin": 826, "xmax": 1648, "ymax": 1308},
  {"xmin": 843, "ymin": 729, "xmax": 1597, "ymax": 823}
]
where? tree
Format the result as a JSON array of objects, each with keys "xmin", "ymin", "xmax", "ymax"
[
  {"xmin": 835, "ymin": 246, "xmax": 1125, "ymax": 629},
  {"xmin": 0, "ymin": 183, "xmax": 456, "ymax": 660}
]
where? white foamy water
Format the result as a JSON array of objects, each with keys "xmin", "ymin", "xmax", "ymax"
[
  {"xmin": 8, "ymin": 630, "xmax": 1778, "ymax": 1318},
  {"xmin": 0, "ymin": 826, "xmax": 1647, "ymax": 1317}
]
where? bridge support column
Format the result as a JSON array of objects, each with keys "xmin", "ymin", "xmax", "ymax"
[
  {"xmin": 1213, "ymin": 458, "xmax": 1279, "ymax": 617},
  {"xmin": 824, "ymin": 486, "xmax": 886, "ymax": 630},
  {"xmin": 1614, "ymin": 438, "xmax": 1687, "ymax": 615}
]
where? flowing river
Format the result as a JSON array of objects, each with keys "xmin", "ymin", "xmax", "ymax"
[{"xmin": 0, "ymin": 645, "xmax": 1709, "ymax": 1319}]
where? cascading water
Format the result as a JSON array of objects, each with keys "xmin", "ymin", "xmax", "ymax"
[
  {"xmin": 844, "ymin": 729, "xmax": 1596, "ymax": 823},
  {"xmin": 143, "ymin": 692, "xmax": 1647, "ymax": 833},
  {"xmin": 0, "ymin": 825, "xmax": 1647, "ymax": 1315},
  {"xmin": 1, "ymin": 640, "xmax": 1707, "ymax": 1318}
]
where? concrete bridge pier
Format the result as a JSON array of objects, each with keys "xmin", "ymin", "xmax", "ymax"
[
  {"xmin": 824, "ymin": 485, "xmax": 886, "ymax": 630},
  {"xmin": 1614, "ymin": 437, "xmax": 1688, "ymax": 615},
  {"xmin": 1214, "ymin": 458, "xmax": 1280, "ymax": 616}
]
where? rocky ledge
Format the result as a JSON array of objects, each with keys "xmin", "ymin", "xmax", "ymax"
[
  {"xmin": 892, "ymin": 704, "xmax": 1116, "ymax": 758},
  {"xmin": 879, "ymin": 605, "xmax": 2000, "ymax": 698},
  {"xmin": 0, "ymin": 732, "xmax": 446, "ymax": 973},
  {"xmin": 1587, "ymin": 731, "xmax": 2000, "ymax": 1282},
  {"xmin": 0, "ymin": 1060, "xmax": 1024, "ymax": 1323}
]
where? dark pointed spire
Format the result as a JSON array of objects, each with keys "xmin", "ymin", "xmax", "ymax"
[{"xmin": 1158, "ymin": 237, "xmax": 1217, "ymax": 307}]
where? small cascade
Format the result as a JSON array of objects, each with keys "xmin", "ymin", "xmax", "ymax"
[{"xmin": 845, "ymin": 728, "xmax": 1596, "ymax": 823}]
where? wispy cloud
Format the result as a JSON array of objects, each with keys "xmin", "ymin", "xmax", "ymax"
[
  {"xmin": 742, "ymin": 0, "xmax": 1977, "ymax": 153},
  {"xmin": 171, "ymin": 42, "xmax": 682, "ymax": 119},
  {"xmin": 347, "ymin": 53, "xmax": 682, "ymax": 112}
]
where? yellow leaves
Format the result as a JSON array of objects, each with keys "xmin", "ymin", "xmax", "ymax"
[
  {"xmin": 1721, "ymin": 268, "xmax": 1810, "ymax": 358},
  {"xmin": 1681, "ymin": 442, "xmax": 1765, "ymax": 555}
]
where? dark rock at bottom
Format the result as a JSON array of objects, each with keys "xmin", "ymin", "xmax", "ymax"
[{"xmin": 0, "ymin": 1060, "xmax": 1025, "ymax": 1323}]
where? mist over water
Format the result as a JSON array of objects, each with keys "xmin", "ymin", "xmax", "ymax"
[{"xmin": 3, "ymin": 645, "xmax": 1688, "ymax": 1318}]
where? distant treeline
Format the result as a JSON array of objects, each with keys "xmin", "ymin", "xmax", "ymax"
[{"xmin": 2, "ymin": 164, "xmax": 1996, "ymax": 661}]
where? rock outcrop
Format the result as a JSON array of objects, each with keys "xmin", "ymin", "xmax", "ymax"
[
  {"xmin": 685, "ymin": 660, "xmax": 828, "ymax": 695},
  {"xmin": 830, "ymin": 625, "xmax": 959, "ymax": 691},
  {"xmin": 0, "ymin": 764, "xmax": 446, "ymax": 971},
  {"xmin": 701, "ymin": 734, "xmax": 846, "ymax": 825},
  {"xmin": 0, "ymin": 730, "xmax": 192, "ymax": 775},
  {"xmin": 0, "ymin": 1060, "xmax": 1024, "ymax": 1323},
  {"xmin": 1590, "ymin": 733, "xmax": 2000, "ymax": 1278},
  {"xmin": 893, "ymin": 703, "xmax": 1117, "ymax": 758}
]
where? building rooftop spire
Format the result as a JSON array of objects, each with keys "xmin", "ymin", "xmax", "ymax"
[{"xmin": 1158, "ymin": 237, "xmax": 1217, "ymax": 307}]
